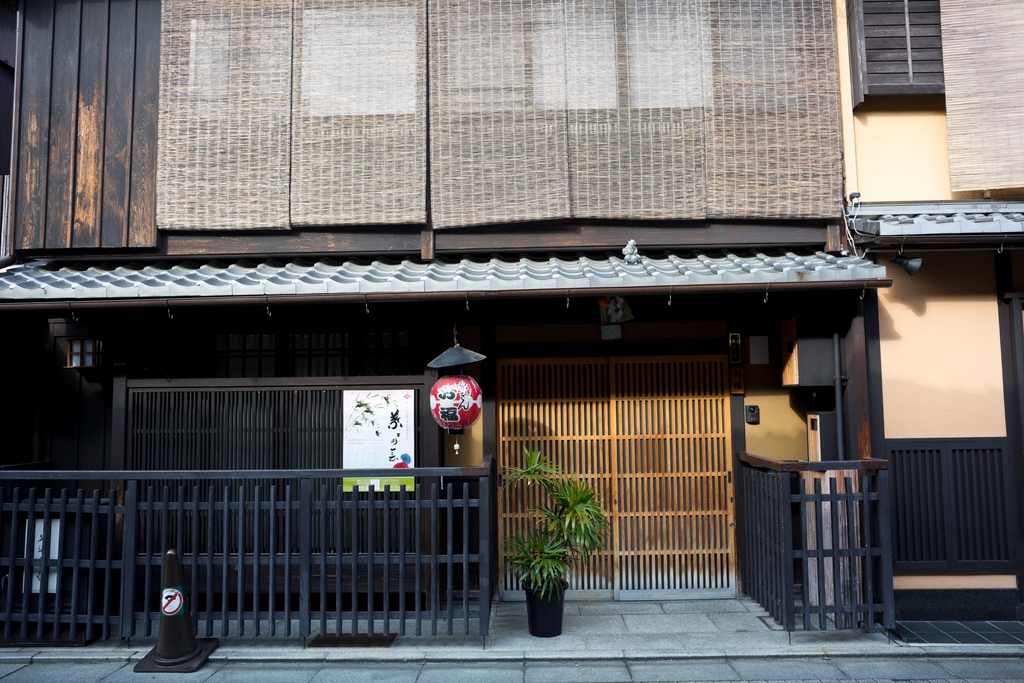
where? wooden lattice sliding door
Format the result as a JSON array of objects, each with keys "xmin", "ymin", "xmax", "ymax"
[
  {"xmin": 610, "ymin": 357, "xmax": 734, "ymax": 598},
  {"xmin": 497, "ymin": 357, "xmax": 735, "ymax": 600},
  {"xmin": 497, "ymin": 359, "xmax": 616, "ymax": 597}
]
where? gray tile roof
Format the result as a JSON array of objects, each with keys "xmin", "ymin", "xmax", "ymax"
[
  {"xmin": 0, "ymin": 252, "xmax": 886, "ymax": 302},
  {"xmin": 853, "ymin": 202, "xmax": 1024, "ymax": 237}
]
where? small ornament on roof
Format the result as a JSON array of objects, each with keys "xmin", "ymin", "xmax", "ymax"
[{"xmin": 622, "ymin": 239, "xmax": 641, "ymax": 265}]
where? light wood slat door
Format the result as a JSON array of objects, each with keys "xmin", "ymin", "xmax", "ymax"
[
  {"xmin": 610, "ymin": 357, "xmax": 735, "ymax": 599},
  {"xmin": 497, "ymin": 359, "xmax": 616, "ymax": 599},
  {"xmin": 497, "ymin": 356, "xmax": 735, "ymax": 600}
]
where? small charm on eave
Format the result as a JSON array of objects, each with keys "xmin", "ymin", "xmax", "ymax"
[{"xmin": 622, "ymin": 239, "xmax": 641, "ymax": 265}]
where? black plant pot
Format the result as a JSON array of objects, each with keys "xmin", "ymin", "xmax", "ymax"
[{"xmin": 523, "ymin": 585, "xmax": 565, "ymax": 637}]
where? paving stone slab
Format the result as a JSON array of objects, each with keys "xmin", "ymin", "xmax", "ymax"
[
  {"xmin": 727, "ymin": 656, "xmax": 847, "ymax": 680},
  {"xmin": 487, "ymin": 630, "xmax": 590, "ymax": 652},
  {"xmin": 418, "ymin": 661, "xmax": 525, "ymax": 683},
  {"xmin": 707, "ymin": 612, "xmax": 773, "ymax": 632},
  {"xmin": 625, "ymin": 658, "xmax": 741, "ymax": 681},
  {"xmin": 559, "ymin": 615, "xmax": 629, "ymax": 635},
  {"xmin": 204, "ymin": 662, "xmax": 322, "ymax": 683},
  {"xmin": 101, "ymin": 664, "xmax": 225, "ymax": 683},
  {"xmin": 936, "ymin": 657, "xmax": 1024, "ymax": 679},
  {"xmin": 308, "ymin": 662, "xmax": 422, "ymax": 683},
  {"xmin": 2, "ymin": 661, "xmax": 131, "ymax": 683},
  {"xmin": 525, "ymin": 660, "xmax": 631, "ymax": 683},
  {"xmin": 832, "ymin": 655, "xmax": 954, "ymax": 679},
  {"xmin": 577, "ymin": 602, "xmax": 664, "ymax": 616},
  {"xmin": 623, "ymin": 613, "xmax": 717, "ymax": 633},
  {"xmin": 661, "ymin": 601, "xmax": 751, "ymax": 614}
]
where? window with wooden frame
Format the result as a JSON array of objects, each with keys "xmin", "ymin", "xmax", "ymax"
[
  {"xmin": 66, "ymin": 338, "xmax": 101, "ymax": 368},
  {"xmin": 848, "ymin": 0, "xmax": 945, "ymax": 106}
]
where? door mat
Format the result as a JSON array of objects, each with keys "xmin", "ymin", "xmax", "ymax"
[{"xmin": 307, "ymin": 634, "xmax": 397, "ymax": 648}]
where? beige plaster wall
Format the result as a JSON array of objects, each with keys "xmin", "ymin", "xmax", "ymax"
[
  {"xmin": 878, "ymin": 251, "xmax": 1005, "ymax": 438},
  {"xmin": 744, "ymin": 356, "xmax": 809, "ymax": 462},
  {"xmin": 852, "ymin": 96, "xmax": 952, "ymax": 202},
  {"xmin": 893, "ymin": 574, "xmax": 1017, "ymax": 590}
]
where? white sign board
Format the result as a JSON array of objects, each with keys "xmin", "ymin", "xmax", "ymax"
[
  {"xmin": 343, "ymin": 390, "xmax": 416, "ymax": 491},
  {"xmin": 26, "ymin": 519, "xmax": 60, "ymax": 594}
]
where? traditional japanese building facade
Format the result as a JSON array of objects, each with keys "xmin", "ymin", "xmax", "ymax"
[
  {"xmin": 840, "ymin": 0, "xmax": 1024, "ymax": 620},
  {"xmin": 7, "ymin": 0, "xmax": 999, "ymax": 641}
]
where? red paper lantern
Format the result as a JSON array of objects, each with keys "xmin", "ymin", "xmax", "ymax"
[{"xmin": 429, "ymin": 375, "xmax": 483, "ymax": 429}]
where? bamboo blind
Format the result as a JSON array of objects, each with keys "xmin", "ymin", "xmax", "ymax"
[
  {"xmin": 705, "ymin": 0, "xmax": 842, "ymax": 219},
  {"xmin": 157, "ymin": 0, "xmax": 842, "ymax": 230},
  {"xmin": 429, "ymin": 0, "xmax": 572, "ymax": 229},
  {"xmin": 158, "ymin": 0, "xmax": 293, "ymax": 230},
  {"xmin": 291, "ymin": 0, "xmax": 427, "ymax": 225},
  {"xmin": 497, "ymin": 356, "xmax": 734, "ymax": 599},
  {"xmin": 941, "ymin": 1, "xmax": 1024, "ymax": 193}
]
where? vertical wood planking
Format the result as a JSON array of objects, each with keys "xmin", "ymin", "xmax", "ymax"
[
  {"xmin": 16, "ymin": 0, "xmax": 55, "ymax": 249},
  {"xmin": 44, "ymin": 0, "xmax": 83, "ymax": 249},
  {"xmin": 71, "ymin": 0, "xmax": 109, "ymax": 248},
  {"xmin": 126, "ymin": 0, "xmax": 158, "ymax": 247},
  {"xmin": 101, "ymin": 0, "xmax": 136, "ymax": 247}
]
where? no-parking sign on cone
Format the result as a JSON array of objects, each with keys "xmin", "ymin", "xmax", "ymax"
[{"xmin": 134, "ymin": 549, "xmax": 219, "ymax": 673}]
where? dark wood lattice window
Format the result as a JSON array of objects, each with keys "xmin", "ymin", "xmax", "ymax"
[{"xmin": 849, "ymin": 0, "xmax": 945, "ymax": 105}]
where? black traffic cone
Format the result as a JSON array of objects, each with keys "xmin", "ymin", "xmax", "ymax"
[{"xmin": 134, "ymin": 549, "xmax": 219, "ymax": 673}]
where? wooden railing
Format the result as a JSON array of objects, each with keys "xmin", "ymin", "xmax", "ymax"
[
  {"xmin": 736, "ymin": 454, "xmax": 894, "ymax": 632},
  {"xmin": 0, "ymin": 462, "xmax": 495, "ymax": 643}
]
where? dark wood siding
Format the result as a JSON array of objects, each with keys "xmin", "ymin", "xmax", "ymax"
[
  {"xmin": 13, "ymin": 0, "xmax": 158, "ymax": 251},
  {"xmin": 888, "ymin": 438, "xmax": 1014, "ymax": 573},
  {"xmin": 0, "ymin": 1, "xmax": 16, "ymax": 174},
  {"xmin": 850, "ymin": 0, "xmax": 945, "ymax": 104}
]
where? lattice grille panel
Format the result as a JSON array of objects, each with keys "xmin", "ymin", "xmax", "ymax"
[
  {"xmin": 498, "ymin": 360, "xmax": 616, "ymax": 595},
  {"xmin": 497, "ymin": 357, "xmax": 734, "ymax": 599},
  {"xmin": 611, "ymin": 358, "xmax": 733, "ymax": 595}
]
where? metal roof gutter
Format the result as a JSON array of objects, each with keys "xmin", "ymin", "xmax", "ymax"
[{"xmin": 0, "ymin": 278, "xmax": 893, "ymax": 312}]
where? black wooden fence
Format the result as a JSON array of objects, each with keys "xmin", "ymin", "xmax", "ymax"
[
  {"xmin": 0, "ymin": 462, "xmax": 495, "ymax": 643},
  {"xmin": 736, "ymin": 453, "xmax": 894, "ymax": 632}
]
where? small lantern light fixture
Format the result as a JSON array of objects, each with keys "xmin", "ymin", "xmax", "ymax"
[
  {"xmin": 67, "ymin": 338, "xmax": 102, "ymax": 368},
  {"xmin": 429, "ymin": 375, "xmax": 483, "ymax": 430},
  {"xmin": 427, "ymin": 324, "xmax": 486, "ymax": 433}
]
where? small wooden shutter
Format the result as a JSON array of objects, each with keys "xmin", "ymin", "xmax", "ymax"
[{"xmin": 849, "ymin": 0, "xmax": 945, "ymax": 105}]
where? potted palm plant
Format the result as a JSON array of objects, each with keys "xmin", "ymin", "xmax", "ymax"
[{"xmin": 504, "ymin": 447, "xmax": 608, "ymax": 637}]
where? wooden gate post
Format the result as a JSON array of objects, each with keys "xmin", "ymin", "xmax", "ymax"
[
  {"xmin": 120, "ymin": 480, "xmax": 138, "ymax": 639},
  {"xmin": 298, "ymin": 477, "xmax": 311, "ymax": 637},
  {"xmin": 780, "ymin": 471, "xmax": 796, "ymax": 632}
]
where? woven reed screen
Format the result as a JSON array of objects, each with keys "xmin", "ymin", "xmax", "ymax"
[
  {"xmin": 158, "ymin": 0, "xmax": 841, "ymax": 230},
  {"xmin": 942, "ymin": 1, "xmax": 1024, "ymax": 193},
  {"xmin": 291, "ymin": 0, "xmax": 426, "ymax": 225},
  {"xmin": 706, "ymin": 0, "xmax": 842, "ymax": 219},
  {"xmin": 157, "ymin": 0, "xmax": 293, "ymax": 230}
]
